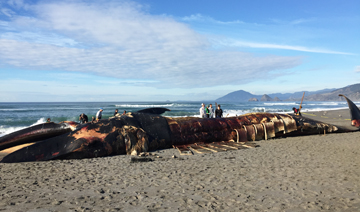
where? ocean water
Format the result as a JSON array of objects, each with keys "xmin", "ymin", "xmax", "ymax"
[{"xmin": 0, "ymin": 101, "xmax": 356, "ymax": 136}]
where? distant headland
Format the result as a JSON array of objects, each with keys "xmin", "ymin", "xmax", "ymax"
[{"xmin": 216, "ymin": 83, "xmax": 360, "ymax": 102}]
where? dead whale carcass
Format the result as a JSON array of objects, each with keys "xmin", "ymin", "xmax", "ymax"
[{"xmin": 0, "ymin": 95, "xmax": 359, "ymax": 163}]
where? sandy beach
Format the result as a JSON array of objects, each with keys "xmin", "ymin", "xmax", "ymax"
[{"xmin": 1, "ymin": 109, "xmax": 360, "ymax": 211}]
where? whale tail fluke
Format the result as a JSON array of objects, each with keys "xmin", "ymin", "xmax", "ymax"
[{"xmin": 339, "ymin": 94, "xmax": 360, "ymax": 128}]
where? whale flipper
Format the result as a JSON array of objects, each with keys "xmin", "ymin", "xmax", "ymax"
[{"xmin": 137, "ymin": 107, "xmax": 171, "ymax": 115}]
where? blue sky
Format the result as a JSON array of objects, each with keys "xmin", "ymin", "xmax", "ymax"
[{"xmin": 0, "ymin": 0, "xmax": 359, "ymax": 102}]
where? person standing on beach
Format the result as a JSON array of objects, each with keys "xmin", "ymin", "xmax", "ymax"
[
  {"xmin": 96, "ymin": 108, "xmax": 103, "ymax": 120},
  {"xmin": 205, "ymin": 105, "xmax": 210, "ymax": 118},
  {"xmin": 208, "ymin": 104, "xmax": 214, "ymax": 118},
  {"xmin": 200, "ymin": 103, "xmax": 206, "ymax": 118},
  {"xmin": 114, "ymin": 109, "xmax": 118, "ymax": 116},
  {"xmin": 215, "ymin": 104, "xmax": 223, "ymax": 118}
]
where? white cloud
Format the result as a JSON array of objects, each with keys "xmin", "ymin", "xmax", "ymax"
[
  {"xmin": 1, "ymin": 8, "xmax": 14, "ymax": 17},
  {"xmin": 0, "ymin": 31, "xmax": 78, "ymax": 47},
  {"xmin": 0, "ymin": 1, "xmax": 302, "ymax": 88},
  {"xmin": 270, "ymin": 18, "xmax": 316, "ymax": 25},
  {"xmin": 355, "ymin": 66, "xmax": 360, "ymax": 72},
  {"xmin": 182, "ymin": 14, "xmax": 354, "ymax": 55},
  {"xmin": 182, "ymin": 14, "xmax": 244, "ymax": 25},
  {"xmin": 213, "ymin": 39, "xmax": 354, "ymax": 55}
]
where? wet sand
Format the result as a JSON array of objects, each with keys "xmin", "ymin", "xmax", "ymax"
[{"xmin": 0, "ymin": 109, "xmax": 359, "ymax": 211}]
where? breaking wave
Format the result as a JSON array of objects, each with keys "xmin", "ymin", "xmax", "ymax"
[
  {"xmin": 263, "ymin": 102, "xmax": 297, "ymax": 106},
  {"xmin": 0, "ymin": 118, "xmax": 47, "ymax": 137}
]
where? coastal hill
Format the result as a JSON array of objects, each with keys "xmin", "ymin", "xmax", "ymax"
[
  {"xmin": 260, "ymin": 94, "xmax": 273, "ymax": 101},
  {"xmin": 216, "ymin": 83, "xmax": 360, "ymax": 102},
  {"xmin": 216, "ymin": 90, "xmax": 256, "ymax": 102},
  {"xmin": 303, "ymin": 83, "xmax": 360, "ymax": 101}
]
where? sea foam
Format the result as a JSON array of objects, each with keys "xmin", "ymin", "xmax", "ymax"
[{"xmin": 0, "ymin": 118, "xmax": 47, "ymax": 137}]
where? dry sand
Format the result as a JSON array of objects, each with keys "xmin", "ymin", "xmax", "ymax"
[{"xmin": 1, "ymin": 109, "xmax": 360, "ymax": 211}]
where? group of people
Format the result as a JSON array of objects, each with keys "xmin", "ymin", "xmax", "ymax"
[
  {"xmin": 77, "ymin": 108, "xmax": 102, "ymax": 124},
  {"xmin": 48, "ymin": 104, "xmax": 303, "ymax": 124},
  {"xmin": 79, "ymin": 109, "xmax": 101, "ymax": 123},
  {"xmin": 113, "ymin": 109, "xmax": 126, "ymax": 116},
  {"xmin": 78, "ymin": 108, "xmax": 127, "ymax": 124},
  {"xmin": 200, "ymin": 103, "xmax": 223, "ymax": 118}
]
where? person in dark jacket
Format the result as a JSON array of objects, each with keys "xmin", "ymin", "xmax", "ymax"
[
  {"xmin": 215, "ymin": 104, "xmax": 223, "ymax": 118},
  {"xmin": 292, "ymin": 107, "xmax": 302, "ymax": 116},
  {"xmin": 79, "ymin": 113, "xmax": 88, "ymax": 123}
]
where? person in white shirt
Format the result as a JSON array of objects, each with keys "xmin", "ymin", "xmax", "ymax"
[
  {"xmin": 96, "ymin": 108, "xmax": 103, "ymax": 120},
  {"xmin": 199, "ymin": 103, "xmax": 206, "ymax": 118}
]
